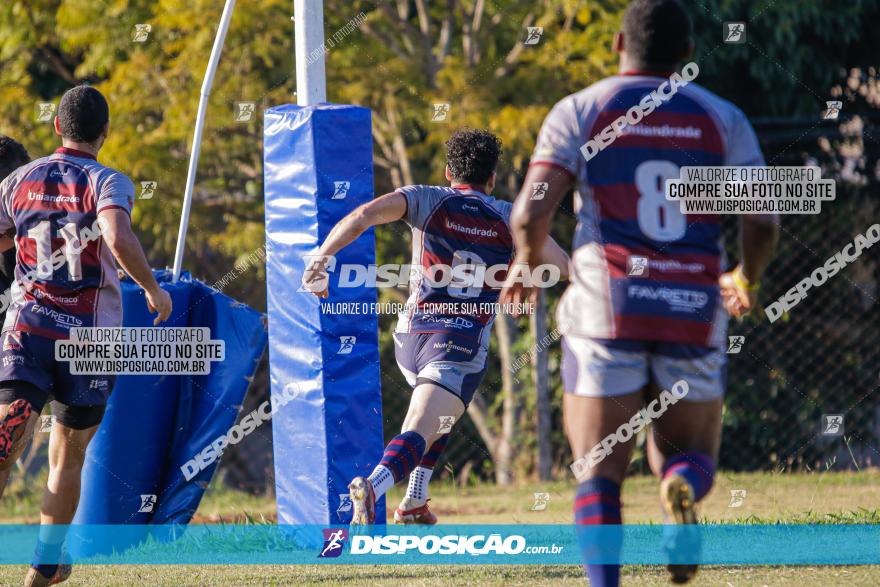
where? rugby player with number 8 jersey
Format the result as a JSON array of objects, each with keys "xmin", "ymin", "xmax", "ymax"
[{"xmin": 503, "ymin": 1, "xmax": 779, "ymax": 585}]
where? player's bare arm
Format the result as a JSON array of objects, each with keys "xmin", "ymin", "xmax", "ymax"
[
  {"xmin": 99, "ymin": 208, "xmax": 172, "ymax": 324},
  {"xmin": 719, "ymin": 214, "xmax": 779, "ymax": 317},
  {"xmin": 501, "ymin": 164, "xmax": 574, "ymax": 307},
  {"xmin": 302, "ymin": 191, "xmax": 407, "ymax": 297}
]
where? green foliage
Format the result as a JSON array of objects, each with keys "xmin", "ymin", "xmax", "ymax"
[{"xmin": 2, "ymin": 0, "xmax": 879, "ymax": 478}]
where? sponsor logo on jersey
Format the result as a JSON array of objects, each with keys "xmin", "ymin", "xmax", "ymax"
[
  {"xmin": 27, "ymin": 191, "xmax": 80, "ymax": 204},
  {"xmin": 138, "ymin": 494, "xmax": 157, "ymax": 513},
  {"xmin": 620, "ymin": 124, "xmax": 702, "ymax": 139},
  {"xmin": 445, "ymin": 219, "xmax": 498, "ymax": 238},
  {"xmin": 626, "ymin": 285, "xmax": 709, "ymax": 313},
  {"xmin": 89, "ymin": 378, "xmax": 110, "ymax": 391},
  {"xmin": 3, "ymin": 332, "xmax": 21, "ymax": 351},
  {"xmin": 421, "ymin": 315, "xmax": 474, "ymax": 329},
  {"xmin": 30, "ymin": 304, "xmax": 83, "ymax": 327},
  {"xmin": 3, "ymin": 355, "xmax": 24, "ymax": 367},
  {"xmin": 433, "ymin": 340, "xmax": 474, "ymax": 355},
  {"xmin": 31, "ymin": 289, "xmax": 80, "ymax": 305}
]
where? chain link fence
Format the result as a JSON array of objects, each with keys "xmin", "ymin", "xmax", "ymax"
[
  {"xmin": 361, "ymin": 120, "xmax": 880, "ymax": 484},
  {"xmin": 217, "ymin": 119, "xmax": 880, "ymax": 492}
]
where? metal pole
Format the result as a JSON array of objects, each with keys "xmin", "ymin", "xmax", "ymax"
[
  {"xmin": 172, "ymin": 0, "xmax": 238, "ymax": 282},
  {"xmin": 294, "ymin": 0, "xmax": 327, "ymax": 105}
]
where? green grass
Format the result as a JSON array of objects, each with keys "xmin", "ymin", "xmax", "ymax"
[
  {"xmin": 2, "ymin": 564, "xmax": 880, "ymax": 586},
  {"xmin": 2, "ymin": 471, "xmax": 880, "ymax": 585}
]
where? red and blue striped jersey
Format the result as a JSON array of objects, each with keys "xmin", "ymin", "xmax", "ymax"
[
  {"xmin": 531, "ymin": 74, "xmax": 765, "ymax": 346},
  {"xmin": 0, "ymin": 147, "xmax": 134, "ymax": 339},
  {"xmin": 395, "ymin": 184, "xmax": 514, "ymax": 341}
]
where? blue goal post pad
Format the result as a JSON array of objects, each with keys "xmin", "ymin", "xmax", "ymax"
[
  {"xmin": 151, "ymin": 279, "xmax": 268, "ymax": 525},
  {"xmin": 75, "ymin": 271, "xmax": 267, "ymax": 538},
  {"xmin": 264, "ymin": 103, "xmax": 385, "ymax": 524},
  {"xmin": 75, "ymin": 272, "xmax": 193, "ymax": 532}
]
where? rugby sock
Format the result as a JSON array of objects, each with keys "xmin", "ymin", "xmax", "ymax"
[
  {"xmin": 404, "ymin": 434, "xmax": 450, "ymax": 504},
  {"xmin": 574, "ymin": 477, "xmax": 622, "ymax": 587},
  {"xmin": 662, "ymin": 451, "xmax": 715, "ymax": 501},
  {"xmin": 420, "ymin": 434, "xmax": 449, "ymax": 469},
  {"xmin": 368, "ymin": 431, "xmax": 426, "ymax": 499}
]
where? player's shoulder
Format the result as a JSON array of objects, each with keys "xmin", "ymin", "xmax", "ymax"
[
  {"xmin": 49, "ymin": 151, "xmax": 134, "ymax": 190},
  {"xmin": 9, "ymin": 155, "xmax": 54, "ymax": 177},
  {"xmin": 551, "ymin": 77, "xmax": 625, "ymax": 116},
  {"xmin": 397, "ymin": 184, "xmax": 456, "ymax": 197},
  {"xmin": 678, "ymin": 81, "xmax": 751, "ymax": 128},
  {"xmin": 0, "ymin": 156, "xmax": 52, "ymax": 193},
  {"xmin": 474, "ymin": 194, "xmax": 513, "ymax": 220},
  {"xmin": 88, "ymin": 161, "xmax": 135, "ymax": 194},
  {"xmin": 397, "ymin": 184, "xmax": 458, "ymax": 211}
]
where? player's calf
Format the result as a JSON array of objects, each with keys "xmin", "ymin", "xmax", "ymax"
[{"xmin": 0, "ymin": 399, "xmax": 33, "ymax": 466}]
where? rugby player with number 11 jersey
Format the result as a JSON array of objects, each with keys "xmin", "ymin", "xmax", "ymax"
[{"xmin": 0, "ymin": 86, "xmax": 172, "ymax": 587}]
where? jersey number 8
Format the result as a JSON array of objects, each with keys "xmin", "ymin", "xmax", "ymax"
[{"xmin": 635, "ymin": 160, "xmax": 686, "ymax": 242}]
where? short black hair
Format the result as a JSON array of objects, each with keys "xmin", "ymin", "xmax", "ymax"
[
  {"xmin": 445, "ymin": 128, "xmax": 502, "ymax": 185},
  {"xmin": 0, "ymin": 136, "xmax": 30, "ymax": 180},
  {"xmin": 58, "ymin": 85, "xmax": 110, "ymax": 144},
  {"xmin": 622, "ymin": 0, "xmax": 692, "ymax": 69}
]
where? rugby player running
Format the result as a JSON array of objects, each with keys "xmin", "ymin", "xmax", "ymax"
[
  {"xmin": 0, "ymin": 86, "xmax": 172, "ymax": 586},
  {"xmin": 503, "ymin": 1, "xmax": 778, "ymax": 584},
  {"xmin": 303, "ymin": 129, "xmax": 569, "ymax": 524}
]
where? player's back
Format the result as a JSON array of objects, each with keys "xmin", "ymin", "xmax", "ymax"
[
  {"xmin": 533, "ymin": 73, "xmax": 764, "ymax": 346},
  {"xmin": 0, "ymin": 147, "xmax": 134, "ymax": 338},
  {"xmin": 395, "ymin": 184, "xmax": 514, "ymax": 341}
]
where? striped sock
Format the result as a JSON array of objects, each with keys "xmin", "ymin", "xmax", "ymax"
[
  {"xmin": 403, "ymin": 434, "xmax": 450, "ymax": 504},
  {"xmin": 662, "ymin": 452, "xmax": 715, "ymax": 501},
  {"xmin": 574, "ymin": 477, "xmax": 622, "ymax": 587},
  {"xmin": 420, "ymin": 434, "xmax": 449, "ymax": 469},
  {"xmin": 369, "ymin": 431, "xmax": 426, "ymax": 499}
]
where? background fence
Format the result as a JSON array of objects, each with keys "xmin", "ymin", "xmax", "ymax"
[{"xmin": 208, "ymin": 115, "xmax": 880, "ymax": 495}]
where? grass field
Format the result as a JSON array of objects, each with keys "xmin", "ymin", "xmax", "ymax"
[{"xmin": 2, "ymin": 470, "xmax": 880, "ymax": 585}]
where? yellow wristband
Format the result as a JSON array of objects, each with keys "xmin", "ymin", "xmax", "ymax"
[{"xmin": 733, "ymin": 266, "xmax": 760, "ymax": 292}]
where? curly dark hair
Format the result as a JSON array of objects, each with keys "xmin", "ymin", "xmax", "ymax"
[
  {"xmin": 0, "ymin": 135, "xmax": 30, "ymax": 180},
  {"xmin": 58, "ymin": 85, "xmax": 110, "ymax": 144},
  {"xmin": 445, "ymin": 128, "xmax": 502, "ymax": 185},
  {"xmin": 622, "ymin": 0, "xmax": 692, "ymax": 69}
]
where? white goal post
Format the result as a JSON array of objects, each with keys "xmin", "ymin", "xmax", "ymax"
[{"xmin": 173, "ymin": 0, "xmax": 327, "ymax": 282}]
